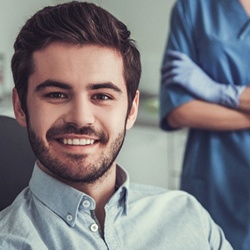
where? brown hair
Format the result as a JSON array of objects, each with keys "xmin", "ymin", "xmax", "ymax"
[{"xmin": 11, "ymin": 1, "xmax": 141, "ymax": 113}]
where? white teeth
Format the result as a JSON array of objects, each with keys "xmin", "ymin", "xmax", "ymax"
[
  {"xmin": 62, "ymin": 138, "xmax": 94, "ymax": 145},
  {"xmin": 73, "ymin": 139, "xmax": 80, "ymax": 145}
]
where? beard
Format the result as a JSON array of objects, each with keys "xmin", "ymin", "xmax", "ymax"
[{"xmin": 26, "ymin": 121, "xmax": 126, "ymax": 184}]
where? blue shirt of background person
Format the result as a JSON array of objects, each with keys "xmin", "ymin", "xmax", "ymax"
[{"xmin": 160, "ymin": 0, "xmax": 250, "ymax": 249}]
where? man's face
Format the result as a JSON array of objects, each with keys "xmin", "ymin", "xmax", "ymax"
[{"xmin": 14, "ymin": 43, "xmax": 139, "ymax": 183}]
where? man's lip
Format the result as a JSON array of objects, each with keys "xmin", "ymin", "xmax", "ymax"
[{"xmin": 53, "ymin": 134, "xmax": 98, "ymax": 139}]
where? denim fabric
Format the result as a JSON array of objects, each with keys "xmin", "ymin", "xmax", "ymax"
[{"xmin": 0, "ymin": 163, "xmax": 232, "ymax": 249}]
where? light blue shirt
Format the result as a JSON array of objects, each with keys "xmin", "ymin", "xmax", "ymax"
[
  {"xmin": 160, "ymin": 0, "xmax": 250, "ymax": 249},
  {"xmin": 0, "ymin": 163, "xmax": 232, "ymax": 249}
]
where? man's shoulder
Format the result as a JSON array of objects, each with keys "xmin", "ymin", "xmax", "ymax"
[
  {"xmin": 0, "ymin": 188, "xmax": 33, "ymax": 232},
  {"xmin": 127, "ymin": 184, "xmax": 216, "ymax": 239},
  {"xmin": 0, "ymin": 188, "xmax": 47, "ymax": 249},
  {"xmin": 174, "ymin": 0, "xmax": 213, "ymax": 19},
  {"xmin": 129, "ymin": 183, "xmax": 200, "ymax": 208}
]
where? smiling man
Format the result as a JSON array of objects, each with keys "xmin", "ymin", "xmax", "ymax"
[
  {"xmin": 0, "ymin": 1, "xmax": 232, "ymax": 249},
  {"xmin": 23, "ymin": 44, "xmax": 130, "ymax": 186}
]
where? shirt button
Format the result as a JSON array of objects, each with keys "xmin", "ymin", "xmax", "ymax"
[
  {"xmin": 90, "ymin": 223, "xmax": 99, "ymax": 232},
  {"xmin": 66, "ymin": 214, "xmax": 73, "ymax": 222},
  {"xmin": 82, "ymin": 200, "xmax": 91, "ymax": 208}
]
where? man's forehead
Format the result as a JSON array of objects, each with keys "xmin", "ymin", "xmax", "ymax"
[{"xmin": 29, "ymin": 42, "xmax": 126, "ymax": 91}]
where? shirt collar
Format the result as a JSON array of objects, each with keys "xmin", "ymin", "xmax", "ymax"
[
  {"xmin": 107, "ymin": 164, "xmax": 129, "ymax": 215},
  {"xmin": 29, "ymin": 163, "xmax": 130, "ymax": 226}
]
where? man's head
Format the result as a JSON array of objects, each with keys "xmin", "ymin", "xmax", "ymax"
[
  {"xmin": 12, "ymin": 1, "xmax": 141, "ymax": 184},
  {"xmin": 12, "ymin": 1, "xmax": 141, "ymax": 114}
]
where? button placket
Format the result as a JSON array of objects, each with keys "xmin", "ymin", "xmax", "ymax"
[
  {"xmin": 90, "ymin": 223, "xmax": 99, "ymax": 232},
  {"xmin": 82, "ymin": 199, "xmax": 91, "ymax": 209}
]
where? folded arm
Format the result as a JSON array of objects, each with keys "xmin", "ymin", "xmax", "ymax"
[
  {"xmin": 163, "ymin": 50, "xmax": 250, "ymax": 112},
  {"xmin": 168, "ymin": 100, "xmax": 250, "ymax": 131},
  {"xmin": 238, "ymin": 87, "xmax": 250, "ymax": 112}
]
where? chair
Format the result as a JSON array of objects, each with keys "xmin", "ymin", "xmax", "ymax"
[{"xmin": 0, "ymin": 115, "xmax": 36, "ymax": 210}]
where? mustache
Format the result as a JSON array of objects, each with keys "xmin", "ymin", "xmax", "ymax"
[{"xmin": 46, "ymin": 124, "xmax": 107, "ymax": 143}]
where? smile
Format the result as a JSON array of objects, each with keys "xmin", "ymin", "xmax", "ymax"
[{"xmin": 61, "ymin": 138, "xmax": 95, "ymax": 145}]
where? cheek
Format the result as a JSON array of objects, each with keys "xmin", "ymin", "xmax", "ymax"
[
  {"xmin": 27, "ymin": 103, "xmax": 58, "ymax": 141},
  {"xmin": 101, "ymin": 107, "xmax": 127, "ymax": 132},
  {"xmin": 28, "ymin": 112, "xmax": 49, "ymax": 141}
]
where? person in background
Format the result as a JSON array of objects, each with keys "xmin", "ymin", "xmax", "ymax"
[
  {"xmin": 160, "ymin": 0, "xmax": 250, "ymax": 249},
  {"xmin": 0, "ymin": 1, "xmax": 232, "ymax": 249}
]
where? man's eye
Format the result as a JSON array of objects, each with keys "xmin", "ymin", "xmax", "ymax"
[
  {"xmin": 93, "ymin": 94, "xmax": 111, "ymax": 101},
  {"xmin": 44, "ymin": 92, "xmax": 67, "ymax": 99}
]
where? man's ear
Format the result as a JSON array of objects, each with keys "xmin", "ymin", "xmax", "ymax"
[
  {"xmin": 126, "ymin": 90, "xmax": 140, "ymax": 130},
  {"xmin": 12, "ymin": 88, "xmax": 27, "ymax": 127}
]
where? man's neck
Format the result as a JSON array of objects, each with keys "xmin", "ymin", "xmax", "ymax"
[{"xmin": 71, "ymin": 164, "xmax": 117, "ymax": 232}]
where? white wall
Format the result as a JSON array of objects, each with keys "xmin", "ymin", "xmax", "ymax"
[
  {"xmin": 0, "ymin": 0, "xmax": 57, "ymax": 94},
  {"xmin": 117, "ymin": 125, "xmax": 186, "ymax": 189},
  {"xmin": 0, "ymin": 0, "xmax": 176, "ymax": 113},
  {"xmin": 1, "ymin": 0, "xmax": 176, "ymax": 95}
]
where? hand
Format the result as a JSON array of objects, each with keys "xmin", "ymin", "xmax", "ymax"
[{"xmin": 162, "ymin": 50, "xmax": 245, "ymax": 108}]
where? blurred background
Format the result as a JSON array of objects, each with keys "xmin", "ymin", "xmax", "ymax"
[{"xmin": 0, "ymin": 0, "xmax": 187, "ymax": 189}]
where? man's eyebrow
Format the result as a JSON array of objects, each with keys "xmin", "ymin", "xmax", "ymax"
[
  {"xmin": 34, "ymin": 80, "xmax": 123, "ymax": 93},
  {"xmin": 89, "ymin": 82, "xmax": 122, "ymax": 93},
  {"xmin": 35, "ymin": 80, "xmax": 72, "ymax": 92}
]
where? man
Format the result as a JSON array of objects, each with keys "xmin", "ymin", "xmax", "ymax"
[{"xmin": 0, "ymin": 1, "xmax": 232, "ymax": 249}]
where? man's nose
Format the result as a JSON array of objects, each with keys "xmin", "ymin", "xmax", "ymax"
[{"xmin": 63, "ymin": 97, "xmax": 95, "ymax": 127}]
